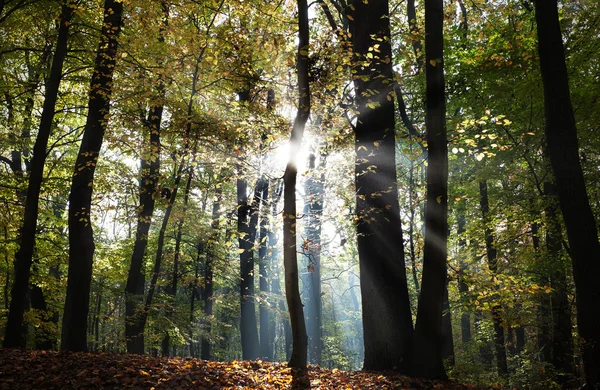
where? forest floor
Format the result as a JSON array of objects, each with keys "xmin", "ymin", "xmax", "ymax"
[{"xmin": 0, "ymin": 349, "xmax": 497, "ymax": 389}]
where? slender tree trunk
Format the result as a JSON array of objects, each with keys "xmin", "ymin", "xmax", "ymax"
[
  {"xmin": 441, "ymin": 282, "xmax": 455, "ymax": 366},
  {"xmin": 411, "ymin": 0, "xmax": 448, "ymax": 378},
  {"xmin": 302, "ymin": 152, "xmax": 325, "ymax": 365},
  {"xmin": 534, "ymin": 1, "xmax": 600, "ymax": 386},
  {"xmin": 532, "ymin": 221, "xmax": 552, "ymax": 363},
  {"xmin": 283, "ymin": 0, "xmax": 310, "ymax": 369},
  {"xmin": 61, "ymin": 0, "xmax": 123, "ymax": 352},
  {"xmin": 479, "ymin": 181, "xmax": 508, "ymax": 377},
  {"xmin": 257, "ymin": 178, "xmax": 271, "ymax": 361},
  {"xmin": 349, "ymin": 0, "xmax": 413, "ymax": 371},
  {"xmin": 125, "ymin": 2, "xmax": 168, "ymax": 355},
  {"xmin": 238, "ymin": 172, "xmax": 260, "ymax": 360},
  {"xmin": 200, "ymin": 186, "xmax": 222, "ymax": 360},
  {"xmin": 3, "ymin": 3, "xmax": 74, "ymax": 348},
  {"xmin": 457, "ymin": 199, "xmax": 471, "ymax": 344},
  {"xmin": 162, "ymin": 166, "xmax": 194, "ymax": 356},
  {"xmin": 544, "ymin": 182, "xmax": 575, "ymax": 382}
]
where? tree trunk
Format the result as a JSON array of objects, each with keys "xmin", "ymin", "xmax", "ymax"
[
  {"xmin": 61, "ymin": 0, "xmax": 123, "ymax": 352},
  {"xmin": 457, "ymin": 199, "xmax": 471, "ymax": 344},
  {"xmin": 125, "ymin": 2, "xmax": 168, "ymax": 355},
  {"xmin": 162, "ymin": 165, "xmax": 193, "ymax": 356},
  {"xmin": 532, "ymin": 221, "xmax": 552, "ymax": 363},
  {"xmin": 283, "ymin": 0, "xmax": 310, "ymax": 369},
  {"xmin": 534, "ymin": 1, "xmax": 600, "ymax": 386},
  {"xmin": 441, "ymin": 282, "xmax": 455, "ymax": 366},
  {"xmin": 201, "ymin": 186, "xmax": 222, "ymax": 360},
  {"xmin": 3, "ymin": 4, "xmax": 74, "ymax": 348},
  {"xmin": 303, "ymin": 151, "xmax": 325, "ymax": 365},
  {"xmin": 544, "ymin": 182, "xmax": 575, "ymax": 382},
  {"xmin": 411, "ymin": 0, "xmax": 448, "ymax": 378},
  {"xmin": 348, "ymin": 0, "xmax": 413, "ymax": 371},
  {"xmin": 257, "ymin": 178, "xmax": 271, "ymax": 361},
  {"xmin": 238, "ymin": 173, "xmax": 260, "ymax": 360},
  {"xmin": 479, "ymin": 180, "xmax": 508, "ymax": 377}
]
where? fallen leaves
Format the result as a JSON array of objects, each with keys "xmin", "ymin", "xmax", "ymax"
[{"xmin": 0, "ymin": 349, "xmax": 493, "ymax": 389}]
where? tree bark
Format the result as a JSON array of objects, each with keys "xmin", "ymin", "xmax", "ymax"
[
  {"xmin": 457, "ymin": 199, "xmax": 471, "ymax": 344},
  {"xmin": 534, "ymin": 1, "xmax": 600, "ymax": 386},
  {"xmin": 411, "ymin": 0, "xmax": 448, "ymax": 378},
  {"xmin": 257, "ymin": 178, "xmax": 272, "ymax": 361},
  {"xmin": 532, "ymin": 221, "xmax": 552, "ymax": 363},
  {"xmin": 544, "ymin": 182, "xmax": 575, "ymax": 383},
  {"xmin": 125, "ymin": 1, "xmax": 168, "ymax": 355},
  {"xmin": 200, "ymin": 186, "xmax": 222, "ymax": 360},
  {"xmin": 61, "ymin": 0, "xmax": 123, "ymax": 352},
  {"xmin": 302, "ymin": 151, "xmax": 325, "ymax": 365},
  {"xmin": 283, "ymin": 0, "xmax": 310, "ymax": 369},
  {"xmin": 3, "ymin": 3, "xmax": 74, "ymax": 348},
  {"xmin": 348, "ymin": 0, "xmax": 413, "ymax": 371},
  {"xmin": 238, "ymin": 173, "xmax": 260, "ymax": 360},
  {"xmin": 479, "ymin": 181, "xmax": 508, "ymax": 377}
]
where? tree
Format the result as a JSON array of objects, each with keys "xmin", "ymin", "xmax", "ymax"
[
  {"xmin": 534, "ymin": 0, "xmax": 600, "ymax": 386},
  {"xmin": 61, "ymin": 0, "xmax": 124, "ymax": 352},
  {"xmin": 410, "ymin": 0, "xmax": 448, "ymax": 379},
  {"xmin": 3, "ymin": 1, "xmax": 74, "ymax": 348},
  {"xmin": 124, "ymin": 0, "xmax": 168, "ymax": 355},
  {"xmin": 348, "ymin": 0, "xmax": 413, "ymax": 371},
  {"xmin": 283, "ymin": 0, "xmax": 310, "ymax": 369}
]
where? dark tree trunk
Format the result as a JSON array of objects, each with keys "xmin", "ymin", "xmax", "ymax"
[
  {"xmin": 544, "ymin": 182, "xmax": 575, "ymax": 382},
  {"xmin": 283, "ymin": 0, "xmax": 310, "ymax": 369},
  {"xmin": 532, "ymin": 221, "xmax": 552, "ymax": 363},
  {"xmin": 257, "ymin": 178, "xmax": 272, "ymax": 361},
  {"xmin": 238, "ymin": 174, "xmax": 260, "ymax": 360},
  {"xmin": 479, "ymin": 181, "xmax": 508, "ymax": 377},
  {"xmin": 3, "ymin": 4, "xmax": 74, "ymax": 348},
  {"xmin": 534, "ymin": 1, "xmax": 600, "ymax": 386},
  {"xmin": 162, "ymin": 166, "xmax": 193, "ymax": 356},
  {"xmin": 61, "ymin": 0, "xmax": 123, "ymax": 352},
  {"xmin": 201, "ymin": 186, "xmax": 222, "ymax": 360},
  {"xmin": 125, "ymin": 2, "xmax": 168, "ymax": 355},
  {"xmin": 407, "ymin": 0, "xmax": 424, "ymax": 70},
  {"xmin": 348, "ymin": 0, "xmax": 413, "ymax": 371},
  {"xmin": 441, "ymin": 282, "xmax": 455, "ymax": 366},
  {"xmin": 456, "ymin": 199, "xmax": 471, "ymax": 344},
  {"xmin": 411, "ymin": 0, "xmax": 448, "ymax": 378},
  {"xmin": 136, "ymin": 166, "xmax": 185, "ymax": 349}
]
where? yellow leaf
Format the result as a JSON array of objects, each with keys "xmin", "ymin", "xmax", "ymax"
[
  {"xmin": 436, "ymin": 196, "xmax": 442, "ymax": 203},
  {"xmin": 237, "ymin": 249, "xmax": 245, "ymax": 254},
  {"xmin": 429, "ymin": 59, "xmax": 437, "ymax": 67},
  {"xmin": 347, "ymin": 14, "xmax": 354, "ymax": 21}
]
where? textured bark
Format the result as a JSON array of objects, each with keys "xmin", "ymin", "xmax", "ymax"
[
  {"xmin": 479, "ymin": 181, "xmax": 508, "ymax": 377},
  {"xmin": 200, "ymin": 186, "xmax": 222, "ymax": 360},
  {"xmin": 283, "ymin": 0, "xmax": 310, "ymax": 369},
  {"xmin": 534, "ymin": 1, "xmax": 600, "ymax": 386},
  {"xmin": 411, "ymin": 0, "xmax": 448, "ymax": 378},
  {"xmin": 62, "ymin": 0, "xmax": 123, "ymax": 352},
  {"xmin": 349, "ymin": 0, "xmax": 413, "ymax": 371},
  {"xmin": 3, "ymin": 3, "xmax": 73, "ymax": 348}
]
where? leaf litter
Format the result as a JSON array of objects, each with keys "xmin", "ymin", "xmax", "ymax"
[{"xmin": 0, "ymin": 349, "xmax": 498, "ymax": 389}]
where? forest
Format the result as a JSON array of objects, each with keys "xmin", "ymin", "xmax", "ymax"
[{"xmin": 1, "ymin": 0, "xmax": 599, "ymax": 388}]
